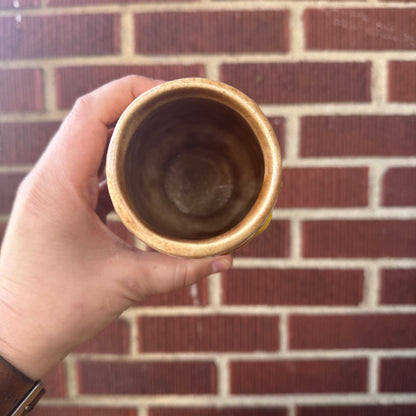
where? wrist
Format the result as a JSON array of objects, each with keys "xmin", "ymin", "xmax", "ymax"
[
  {"xmin": 0, "ymin": 281, "xmax": 62, "ymax": 380},
  {"xmin": 0, "ymin": 355, "xmax": 45, "ymax": 415}
]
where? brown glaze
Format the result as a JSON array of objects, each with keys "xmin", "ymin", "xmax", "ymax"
[{"xmin": 107, "ymin": 78, "xmax": 282, "ymax": 257}]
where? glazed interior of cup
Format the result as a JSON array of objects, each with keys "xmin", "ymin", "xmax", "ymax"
[{"xmin": 123, "ymin": 96, "xmax": 265, "ymax": 240}]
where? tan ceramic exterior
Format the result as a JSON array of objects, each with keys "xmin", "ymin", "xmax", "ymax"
[{"xmin": 106, "ymin": 78, "xmax": 282, "ymax": 258}]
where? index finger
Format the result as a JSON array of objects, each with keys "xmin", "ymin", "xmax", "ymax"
[{"xmin": 47, "ymin": 76, "xmax": 163, "ymax": 185}]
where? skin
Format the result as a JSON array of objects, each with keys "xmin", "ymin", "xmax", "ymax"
[{"xmin": 0, "ymin": 76, "xmax": 233, "ymax": 380}]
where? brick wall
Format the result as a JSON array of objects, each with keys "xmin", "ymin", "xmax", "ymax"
[{"xmin": 1, "ymin": 0, "xmax": 415, "ymax": 415}]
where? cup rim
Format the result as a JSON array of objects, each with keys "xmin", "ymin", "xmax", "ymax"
[{"xmin": 106, "ymin": 77, "xmax": 282, "ymax": 258}]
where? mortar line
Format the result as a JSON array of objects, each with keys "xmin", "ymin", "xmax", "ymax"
[
  {"xmin": 368, "ymin": 354, "xmax": 380, "ymax": 395},
  {"xmin": 38, "ymin": 392, "xmax": 416, "ymax": 407},
  {"xmin": 64, "ymin": 354, "xmax": 78, "ymax": 398},
  {"xmin": 289, "ymin": 3, "xmax": 305, "ymax": 57},
  {"xmin": 204, "ymin": 59, "xmax": 220, "ymax": 81},
  {"xmin": 290, "ymin": 219, "xmax": 302, "ymax": 261},
  {"xmin": 0, "ymin": 1, "xmax": 414, "ymax": 16},
  {"xmin": 3, "ymin": 51, "xmax": 416, "ymax": 69},
  {"xmin": 208, "ymin": 272, "xmax": 222, "ymax": 308},
  {"xmin": 122, "ymin": 305, "xmax": 416, "ymax": 317},
  {"xmin": 283, "ymin": 114, "xmax": 300, "ymax": 162},
  {"xmin": 362, "ymin": 265, "xmax": 380, "ymax": 309},
  {"xmin": 216, "ymin": 356, "xmax": 230, "ymax": 398},
  {"xmin": 120, "ymin": 8, "xmax": 135, "ymax": 58},
  {"xmin": 368, "ymin": 164, "xmax": 387, "ymax": 210},
  {"xmin": 126, "ymin": 314, "xmax": 140, "ymax": 357},
  {"xmin": 42, "ymin": 64, "xmax": 57, "ymax": 115},
  {"xmin": 279, "ymin": 312, "xmax": 289, "ymax": 353},
  {"xmin": 372, "ymin": 58, "xmax": 389, "ymax": 107}
]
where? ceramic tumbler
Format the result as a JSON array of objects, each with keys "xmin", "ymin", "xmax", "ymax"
[{"xmin": 106, "ymin": 78, "xmax": 282, "ymax": 258}]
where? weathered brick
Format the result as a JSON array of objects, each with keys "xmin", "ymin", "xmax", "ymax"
[
  {"xmin": 222, "ymin": 269, "xmax": 364, "ymax": 306},
  {"xmin": 389, "ymin": 61, "xmax": 416, "ymax": 102},
  {"xmin": 55, "ymin": 65, "xmax": 205, "ymax": 108},
  {"xmin": 0, "ymin": 173, "xmax": 25, "ymax": 214},
  {"xmin": 380, "ymin": 358, "xmax": 416, "ymax": 392},
  {"xmin": 0, "ymin": 0, "xmax": 39, "ymax": 8},
  {"xmin": 290, "ymin": 314, "xmax": 416, "ymax": 349},
  {"xmin": 42, "ymin": 363, "xmax": 66, "ymax": 398},
  {"xmin": 234, "ymin": 220, "xmax": 290, "ymax": 258},
  {"xmin": 220, "ymin": 62, "xmax": 371, "ymax": 104},
  {"xmin": 297, "ymin": 405, "xmax": 416, "ymax": 416},
  {"xmin": 149, "ymin": 408, "xmax": 287, "ymax": 416},
  {"xmin": 140, "ymin": 280, "xmax": 208, "ymax": 307},
  {"xmin": 277, "ymin": 168, "xmax": 368, "ymax": 208},
  {"xmin": 230, "ymin": 359, "xmax": 367, "ymax": 394},
  {"xmin": 382, "ymin": 167, "xmax": 416, "ymax": 206},
  {"xmin": 78, "ymin": 360, "xmax": 217, "ymax": 395},
  {"xmin": 0, "ymin": 15, "xmax": 119, "ymax": 59},
  {"xmin": 0, "ymin": 122, "xmax": 59, "ymax": 165},
  {"xmin": 135, "ymin": 10, "xmax": 289, "ymax": 54},
  {"xmin": 139, "ymin": 315, "xmax": 279, "ymax": 352},
  {"xmin": 300, "ymin": 115, "xmax": 416, "ymax": 157},
  {"xmin": 380, "ymin": 269, "xmax": 416, "ymax": 305},
  {"xmin": 76, "ymin": 319, "xmax": 130, "ymax": 354},
  {"xmin": 32, "ymin": 408, "xmax": 136, "ymax": 416},
  {"xmin": 302, "ymin": 220, "xmax": 416, "ymax": 258},
  {"xmin": 305, "ymin": 9, "xmax": 416, "ymax": 50},
  {"xmin": 0, "ymin": 69, "xmax": 43, "ymax": 112}
]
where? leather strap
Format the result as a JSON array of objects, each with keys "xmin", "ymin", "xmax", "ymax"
[{"xmin": 0, "ymin": 356, "xmax": 45, "ymax": 415}]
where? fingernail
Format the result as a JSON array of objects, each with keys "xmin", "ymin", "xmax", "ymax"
[{"xmin": 212, "ymin": 258, "xmax": 232, "ymax": 274}]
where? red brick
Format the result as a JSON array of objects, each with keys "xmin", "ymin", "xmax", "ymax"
[
  {"xmin": 234, "ymin": 220, "xmax": 290, "ymax": 258},
  {"xmin": 220, "ymin": 62, "xmax": 371, "ymax": 104},
  {"xmin": 0, "ymin": 14, "xmax": 119, "ymax": 59},
  {"xmin": 222, "ymin": 269, "xmax": 364, "ymax": 306},
  {"xmin": 42, "ymin": 363, "xmax": 66, "ymax": 398},
  {"xmin": 50, "ymin": 0, "xmax": 194, "ymax": 4},
  {"xmin": 0, "ymin": 173, "xmax": 25, "ymax": 214},
  {"xmin": 389, "ymin": 61, "xmax": 416, "ymax": 102},
  {"xmin": 0, "ymin": 122, "xmax": 59, "ymax": 165},
  {"xmin": 140, "ymin": 280, "xmax": 208, "ymax": 307},
  {"xmin": 290, "ymin": 314, "xmax": 416, "ymax": 349},
  {"xmin": 139, "ymin": 315, "xmax": 279, "ymax": 352},
  {"xmin": 0, "ymin": 69, "xmax": 43, "ymax": 112},
  {"xmin": 135, "ymin": 11, "xmax": 289, "ymax": 54},
  {"xmin": 380, "ymin": 358, "xmax": 416, "ymax": 392},
  {"xmin": 76, "ymin": 319, "xmax": 130, "ymax": 354},
  {"xmin": 305, "ymin": 9, "xmax": 416, "ymax": 50},
  {"xmin": 107, "ymin": 221, "xmax": 134, "ymax": 245},
  {"xmin": 230, "ymin": 359, "xmax": 367, "ymax": 394},
  {"xmin": 268, "ymin": 117, "xmax": 285, "ymax": 158},
  {"xmin": 380, "ymin": 269, "xmax": 416, "ymax": 305},
  {"xmin": 300, "ymin": 115, "xmax": 416, "ymax": 157},
  {"xmin": 277, "ymin": 168, "xmax": 368, "ymax": 208},
  {"xmin": 0, "ymin": 0, "xmax": 39, "ymax": 8},
  {"xmin": 150, "ymin": 408, "xmax": 287, "ymax": 416},
  {"xmin": 78, "ymin": 360, "xmax": 217, "ymax": 395},
  {"xmin": 55, "ymin": 65, "xmax": 204, "ymax": 108},
  {"xmin": 302, "ymin": 220, "xmax": 416, "ymax": 258},
  {"xmin": 297, "ymin": 405, "xmax": 416, "ymax": 416},
  {"xmin": 32, "ymin": 408, "xmax": 136, "ymax": 416},
  {"xmin": 382, "ymin": 167, "xmax": 416, "ymax": 206}
]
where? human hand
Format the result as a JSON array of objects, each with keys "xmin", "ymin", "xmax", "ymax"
[{"xmin": 0, "ymin": 76, "xmax": 233, "ymax": 380}]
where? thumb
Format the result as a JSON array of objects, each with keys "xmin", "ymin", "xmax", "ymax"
[{"xmin": 117, "ymin": 250, "xmax": 233, "ymax": 303}]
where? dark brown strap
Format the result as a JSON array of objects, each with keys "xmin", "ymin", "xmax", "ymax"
[{"xmin": 0, "ymin": 355, "xmax": 41, "ymax": 415}]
